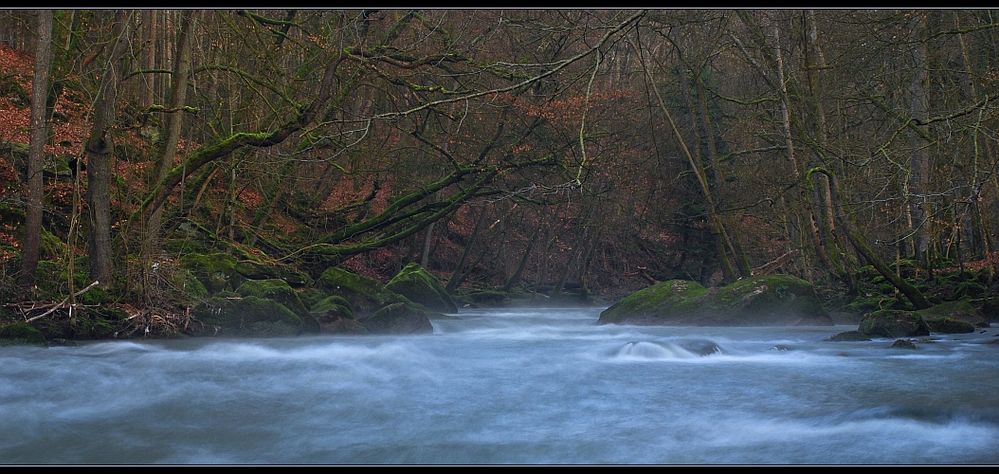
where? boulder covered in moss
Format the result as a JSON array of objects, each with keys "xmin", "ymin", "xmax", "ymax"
[
  {"xmin": 0, "ymin": 322, "xmax": 47, "ymax": 346},
  {"xmin": 925, "ymin": 318, "xmax": 975, "ymax": 334},
  {"xmin": 191, "ymin": 296, "xmax": 305, "ymax": 337},
  {"xmin": 827, "ymin": 330, "xmax": 871, "ymax": 342},
  {"xmin": 357, "ymin": 302, "xmax": 435, "ymax": 334},
  {"xmin": 598, "ymin": 274, "xmax": 832, "ymax": 326},
  {"xmin": 310, "ymin": 295, "xmax": 352, "ymax": 317},
  {"xmin": 916, "ymin": 299, "xmax": 988, "ymax": 329},
  {"xmin": 236, "ymin": 279, "xmax": 318, "ymax": 333},
  {"xmin": 858, "ymin": 309, "xmax": 931, "ymax": 338},
  {"xmin": 179, "ymin": 253, "xmax": 242, "ymax": 294},
  {"xmin": 316, "ymin": 267, "xmax": 408, "ymax": 315},
  {"xmin": 385, "ymin": 263, "xmax": 457, "ymax": 312}
]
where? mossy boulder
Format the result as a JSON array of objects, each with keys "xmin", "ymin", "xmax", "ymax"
[
  {"xmin": 236, "ymin": 279, "xmax": 318, "ymax": 333},
  {"xmin": 191, "ymin": 296, "xmax": 305, "ymax": 337},
  {"xmin": 925, "ymin": 318, "xmax": 975, "ymax": 334},
  {"xmin": 172, "ymin": 268, "xmax": 209, "ymax": 300},
  {"xmin": 858, "ymin": 309, "xmax": 930, "ymax": 338},
  {"xmin": 0, "ymin": 322, "xmax": 47, "ymax": 346},
  {"xmin": 357, "ymin": 302, "xmax": 434, "ymax": 334},
  {"xmin": 179, "ymin": 253, "xmax": 242, "ymax": 294},
  {"xmin": 316, "ymin": 267, "xmax": 407, "ymax": 316},
  {"xmin": 598, "ymin": 274, "xmax": 831, "ymax": 326},
  {"xmin": 827, "ymin": 330, "xmax": 871, "ymax": 342},
  {"xmin": 916, "ymin": 299, "xmax": 988, "ymax": 329},
  {"xmin": 310, "ymin": 295, "xmax": 353, "ymax": 318},
  {"xmin": 385, "ymin": 263, "xmax": 457, "ymax": 312},
  {"xmin": 309, "ymin": 297, "xmax": 364, "ymax": 334}
]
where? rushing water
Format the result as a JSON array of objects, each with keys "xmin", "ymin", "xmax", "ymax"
[{"xmin": 1, "ymin": 307, "xmax": 998, "ymax": 464}]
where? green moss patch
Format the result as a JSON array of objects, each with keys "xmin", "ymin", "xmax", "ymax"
[
  {"xmin": 599, "ymin": 274, "xmax": 831, "ymax": 326},
  {"xmin": 385, "ymin": 263, "xmax": 457, "ymax": 312}
]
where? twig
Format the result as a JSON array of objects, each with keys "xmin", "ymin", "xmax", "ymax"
[{"xmin": 24, "ymin": 280, "xmax": 100, "ymax": 323}]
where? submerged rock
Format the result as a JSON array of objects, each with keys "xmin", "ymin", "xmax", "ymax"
[
  {"xmin": 889, "ymin": 339, "xmax": 918, "ymax": 349},
  {"xmin": 858, "ymin": 310, "xmax": 930, "ymax": 338},
  {"xmin": 828, "ymin": 331, "xmax": 871, "ymax": 342},
  {"xmin": 385, "ymin": 263, "xmax": 457, "ymax": 312},
  {"xmin": 598, "ymin": 274, "xmax": 831, "ymax": 326}
]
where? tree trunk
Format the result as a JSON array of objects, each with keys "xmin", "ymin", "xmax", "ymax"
[
  {"xmin": 446, "ymin": 206, "xmax": 487, "ymax": 292},
  {"xmin": 908, "ymin": 13, "xmax": 932, "ymax": 266},
  {"xmin": 85, "ymin": 11, "xmax": 129, "ymax": 285},
  {"xmin": 18, "ymin": 10, "xmax": 53, "ymax": 292},
  {"xmin": 143, "ymin": 10, "xmax": 196, "ymax": 259},
  {"xmin": 634, "ymin": 40, "xmax": 749, "ymax": 281},
  {"xmin": 141, "ymin": 9, "xmax": 156, "ymax": 110}
]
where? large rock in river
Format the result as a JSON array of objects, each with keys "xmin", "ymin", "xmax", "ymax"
[
  {"xmin": 385, "ymin": 263, "xmax": 457, "ymax": 313},
  {"xmin": 858, "ymin": 309, "xmax": 930, "ymax": 338},
  {"xmin": 598, "ymin": 274, "xmax": 832, "ymax": 326},
  {"xmin": 315, "ymin": 267, "xmax": 437, "ymax": 334}
]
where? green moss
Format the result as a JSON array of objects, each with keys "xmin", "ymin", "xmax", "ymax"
[
  {"xmin": 858, "ymin": 309, "xmax": 930, "ymax": 338},
  {"xmin": 192, "ymin": 296, "xmax": 304, "ymax": 337},
  {"xmin": 179, "ymin": 252, "xmax": 241, "ymax": 294},
  {"xmin": 174, "ymin": 268, "xmax": 209, "ymax": 300},
  {"xmin": 925, "ymin": 318, "xmax": 975, "ymax": 334},
  {"xmin": 234, "ymin": 260, "xmax": 312, "ymax": 287},
  {"xmin": 385, "ymin": 263, "xmax": 457, "ymax": 312},
  {"xmin": 236, "ymin": 279, "xmax": 318, "ymax": 333},
  {"xmin": 845, "ymin": 294, "xmax": 899, "ymax": 314},
  {"xmin": 297, "ymin": 287, "xmax": 326, "ymax": 309},
  {"xmin": 600, "ymin": 274, "xmax": 830, "ymax": 326},
  {"xmin": 316, "ymin": 267, "xmax": 406, "ymax": 315},
  {"xmin": 915, "ymin": 298, "xmax": 987, "ymax": 328},
  {"xmin": 0, "ymin": 322, "xmax": 46, "ymax": 346},
  {"xmin": 827, "ymin": 331, "xmax": 871, "ymax": 342},
  {"xmin": 310, "ymin": 295, "xmax": 353, "ymax": 318},
  {"xmin": 39, "ymin": 228, "xmax": 64, "ymax": 260},
  {"xmin": 600, "ymin": 280, "xmax": 708, "ymax": 324},
  {"xmin": 358, "ymin": 302, "xmax": 434, "ymax": 334}
]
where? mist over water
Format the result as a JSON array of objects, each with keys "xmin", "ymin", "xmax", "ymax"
[{"xmin": 2, "ymin": 307, "xmax": 998, "ymax": 464}]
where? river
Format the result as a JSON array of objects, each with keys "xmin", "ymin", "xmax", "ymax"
[{"xmin": 1, "ymin": 307, "xmax": 997, "ymax": 464}]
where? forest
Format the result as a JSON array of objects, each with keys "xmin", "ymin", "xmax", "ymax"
[{"xmin": 1, "ymin": 9, "xmax": 998, "ymax": 341}]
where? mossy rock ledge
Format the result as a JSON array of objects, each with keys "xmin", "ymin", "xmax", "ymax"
[
  {"xmin": 385, "ymin": 263, "xmax": 457, "ymax": 313},
  {"xmin": 315, "ymin": 267, "xmax": 439, "ymax": 334},
  {"xmin": 191, "ymin": 296, "xmax": 306, "ymax": 337},
  {"xmin": 858, "ymin": 310, "xmax": 930, "ymax": 338},
  {"xmin": 916, "ymin": 299, "xmax": 988, "ymax": 329},
  {"xmin": 598, "ymin": 274, "xmax": 832, "ymax": 326},
  {"xmin": 236, "ymin": 279, "xmax": 319, "ymax": 333}
]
